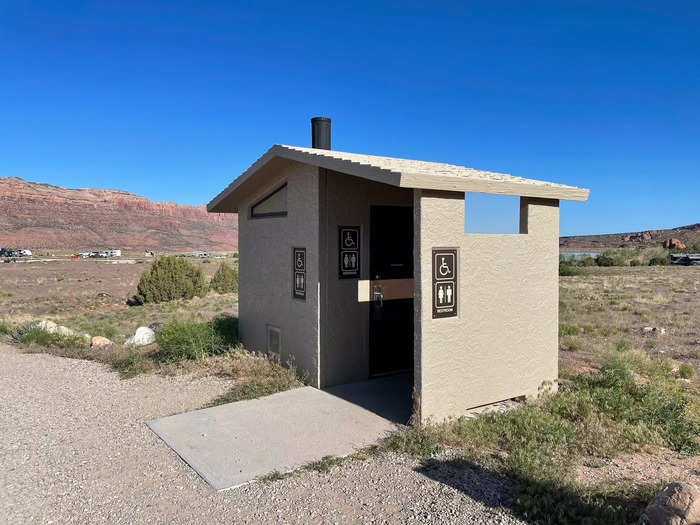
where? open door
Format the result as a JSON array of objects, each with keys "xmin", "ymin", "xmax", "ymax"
[{"xmin": 369, "ymin": 205, "xmax": 414, "ymax": 376}]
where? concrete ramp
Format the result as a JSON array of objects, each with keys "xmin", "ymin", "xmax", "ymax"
[{"xmin": 147, "ymin": 376, "xmax": 410, "ymax": 490}]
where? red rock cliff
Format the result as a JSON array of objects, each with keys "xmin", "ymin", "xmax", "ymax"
[{"xmin": 0, "ymin": 177, "xmax": 238, "ymax": 251}]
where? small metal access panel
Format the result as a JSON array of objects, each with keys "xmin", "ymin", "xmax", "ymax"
[
  {"xmin": 293, "ymin": 247, "xmax": 306, "ymax": 300},
  {"xmin": 432, "ymin": 248, "xmax": 457, "ymax": 318},
  {"xmin": 338, "ymin": 226, "xmax": 360, "ymax": 279}
]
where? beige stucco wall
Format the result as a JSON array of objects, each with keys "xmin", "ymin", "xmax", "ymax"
[
  {"xmin": 238, "ymin": 160, "xmax": 321, "ymax": 386},
  {"xmin": 319, "ymin": 169, "xmax": 413, "ymax": 387},
  {"xmin": 414, "ymin": 191, "xmax": 559, "ymax": 422}
]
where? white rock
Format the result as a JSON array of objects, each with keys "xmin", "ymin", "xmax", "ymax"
[
  {"xmin": 125, "ymin": 326, "xmax": 155, "ymax": 347},
  {"xmin": 37, "ymin": 320, "xmax": 58, "ymax": 333}
]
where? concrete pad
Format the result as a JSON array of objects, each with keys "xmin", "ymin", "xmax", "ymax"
[{"xmin": 147, "ymin": 376, "xmax": 411, "ymax": 490}]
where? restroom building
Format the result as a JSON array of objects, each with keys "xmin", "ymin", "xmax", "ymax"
[{"xmin": 208, "ymin": 118, "xmax": 589, "ymax": 422}]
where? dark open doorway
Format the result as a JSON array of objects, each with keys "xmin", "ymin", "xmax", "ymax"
[{"xmin": 369, "ymin": 205, "xmax": 414, "ymax": 377}]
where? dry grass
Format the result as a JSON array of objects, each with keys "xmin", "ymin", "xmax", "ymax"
[{"xmin": 559, "ymin": 266, "xmax": 700, "ymax": 385}]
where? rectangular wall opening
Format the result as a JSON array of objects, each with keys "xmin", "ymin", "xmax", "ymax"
[{"xmin": 464, "ymin": 193, "xmax": 521, "ymax": 234}]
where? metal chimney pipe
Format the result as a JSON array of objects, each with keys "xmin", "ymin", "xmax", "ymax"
[{"xmin": 311, "ymin": 117, "xmax": 331, "ymax": 149}]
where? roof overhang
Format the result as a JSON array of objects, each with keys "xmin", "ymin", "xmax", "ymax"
[{"xmin": 208, "ymin": 144, "xmax": 589, "ymax": 213}]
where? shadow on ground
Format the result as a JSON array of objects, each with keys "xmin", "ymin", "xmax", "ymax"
[
  {"xmin": 323, "ymin": 373, "xmax": 413, "ymax": 425},
  {"xmin": 416, "ymin": 458, "xmax": 652, "ymax": 524}
]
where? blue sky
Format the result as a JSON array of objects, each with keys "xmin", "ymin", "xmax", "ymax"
[{"xmin": 1, "ymin": 1, "xmax": 699, "ymax": 236}]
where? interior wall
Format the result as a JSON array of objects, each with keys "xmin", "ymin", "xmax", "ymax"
[
  {"xmin": 319, "ymin": 169, "xmax": 413, "ymax": 387},
  {"xmin": 238, "ymin": 160, "xmax": 321, "ymax": 386},
  {"xmin": 415, "ymin": 190, "xmax": 560, "ymax": 422}
]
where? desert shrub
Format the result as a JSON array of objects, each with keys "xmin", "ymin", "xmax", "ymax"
[
  {"xmin": 571, "ymin": 365, "xmax": 699, "ymax": 455},
  {"xmin": 12, "ymin": 322, "xmax": 87, "ymax": 350},
  {"xmin": 384, "ymin": 424, "xmax": 444, "ymax": 458},
  {"xmin": 630, "ymin": 259, "xmax": 642, "ymax": 266},
  {"xmin": 614, "ymin": 339, "xmax": 633, "ymax": 352},
  {"xmin": 154, "ymin": 315, "xmax": 238, "ymax": 362},
  {"xmin": 679, "ymin": 362, "xmax": 695, "ymax": 379},
  {"xmin": 559, "ymin": 262, "xmax": 582, "ymax": 276},
  {"xmin": 578, "ymin": 256, "xmax": 596, "ymax": 267},
  {"xmin": 648, "ymin": 256, "xmax": 668, "ymax": 266},
  {"xmin": 559, "ymin": 323, "xmax": 582, "ymax": 336},
  {"xmin": 595, "ymin": 254, "xmax": 615, "ymax": 267},
  {"xmin": 134, "ymin": 255, "xmax": 208, "ymax": 304},
  {"xmin": 209, "ymin": 262, "xmax": 239, "ymax": 294},
  {"xmin": 383, "ymin": 353, "xmax": 699, "ymax": 523},
  {"xmin": 0, "ymin": 319, "xmax": 12, "ymax": 334},
  {"xmin": 601, "ymin": 348, "xmax": 650, "ymax": 374},
  {"xmin": 561, "ymin": 336, "xmax": 582, "ymax": 352},
  {"xmin": 208, "ymin": 352, "xmax": 302, "ymax": 405},
  {"xmin": 154, "ymin": 318, "xmax": 222, "ymax": 362},
  {"xmin": 111, "ymin": 347, "xmax": 155, "ymax": 378},
  {"xmin": 211, "ymin": 314, "xmax": 239, "ymax": 347},
  {"xmin": 639, "ymin": 246, "xmax": 668, "ymax": 264}
]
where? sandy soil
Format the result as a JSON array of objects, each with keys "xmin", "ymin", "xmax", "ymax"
[{"xmin": 0, "ymin": 258, "xmax": 225, "ymax": 318}]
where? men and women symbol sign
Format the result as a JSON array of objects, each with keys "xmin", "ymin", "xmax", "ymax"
[
  {"xmin": 339, "ymin": 227, "xmax": 360, "ymax": 279},
  {"xmin": 432, "ymin": 249, "xmax": 457, "ymax": 318}
]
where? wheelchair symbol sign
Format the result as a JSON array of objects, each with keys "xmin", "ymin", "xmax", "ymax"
[
  {"xmin": 433, "ymin": 252, "xmax": 455, "ymax": 281},
  {"xmin": 338, "ymin": 226, "xmax": 361, "ymax": 279},
  {"xmin": 432, "ymin": 248, "xmax": 457, "ymax": 319}
]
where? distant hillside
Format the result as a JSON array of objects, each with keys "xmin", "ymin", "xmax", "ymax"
[
  {"xmin": 0, "ymin": 177, "xmax": 238, "ymax": 252},
  {"xmin": 560, "ymin": 223, "xmax": 700, "ymax": 251}
]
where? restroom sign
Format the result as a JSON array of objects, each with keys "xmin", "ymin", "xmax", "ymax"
[
  {"xmin": 338, "ymin": 226, "xmax": 360, "ymax": 279},
  {"xmin": 293, "ymin": 247, "xmax": 306, "ymax": 300},
  {"xmin": 432, "ymin": 248, "xmax": 457, "ymax": 318}
]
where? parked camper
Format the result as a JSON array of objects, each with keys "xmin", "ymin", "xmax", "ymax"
[
  {"xmin": 192, "ymin": 251, "xmax": 211, "ymax": 258},
  {"xmin": 19, "ymin": 249, "xmax": 32, "ymax": 257},
  {"xmin": 670, "ymin": 253, "xmax": 700, "ymax": 266}
]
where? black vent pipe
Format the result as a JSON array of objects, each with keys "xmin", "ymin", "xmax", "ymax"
[{"xmin": 311, "ymin": 117, "xmax": 331, "ymax": 149}]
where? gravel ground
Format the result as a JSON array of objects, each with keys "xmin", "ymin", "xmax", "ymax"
[{"xmin": 0, "ymin": 343, "xmax": 523, "ymax": 524}]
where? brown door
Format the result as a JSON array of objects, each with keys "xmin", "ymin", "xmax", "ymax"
[{"xmin": 369, "ymin": 205, "xmax": 414, "ymax": 376}]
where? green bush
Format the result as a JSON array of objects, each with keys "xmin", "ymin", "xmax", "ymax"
[
  {"xmin": 209, "ymin": 262, "xmax": 239, "ymax": 294},
  {"xmin": 134, "ymin": 256, "xmax": 208, "ymax": 304},
  {"xmin": 0, "ymin": 319, "xmax": 12, "ymax": 334},
  {"xmin": 630, "ymin": 259, "xmax": 642, "ymax": 266},
  {"xmin": 559, "ymin": 262, "xmax": 582, "ymax": 276},
  {"xmin": 154, "ymin": 315, "xmax": 238, "ymax": 362},
  {"xmin": 679, "ymin": 362, "xmax": 695, "ymax": 379},
  {"xmin": 383, "ymin": 353, "xmax": 700, "ymax": 523},
  {"xmin": 111, "ymin": 347, "xmax": 154, "ymax": 378},
  {"xmin": 595, "ymin": 254, "xmax": 615, "ymax": 267},
  {"xmin": 648, "ymin": 256, "xmax": 668, "ymax": 266},
  {"xmin": 12, "ymin": 322, "xmax": 88, "ymax": 350},
  {"xmin": 570, "ymin": 365, "xmax": 699, "ymax": 455},
  {"xmin": 579, "ymin": 256, "xmax": 596, "ymax": 267}
]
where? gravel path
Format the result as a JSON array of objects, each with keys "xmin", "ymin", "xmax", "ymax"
[{"xmin": 0, "ymin": 343, "xmax": 523, "ymax": 524}]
